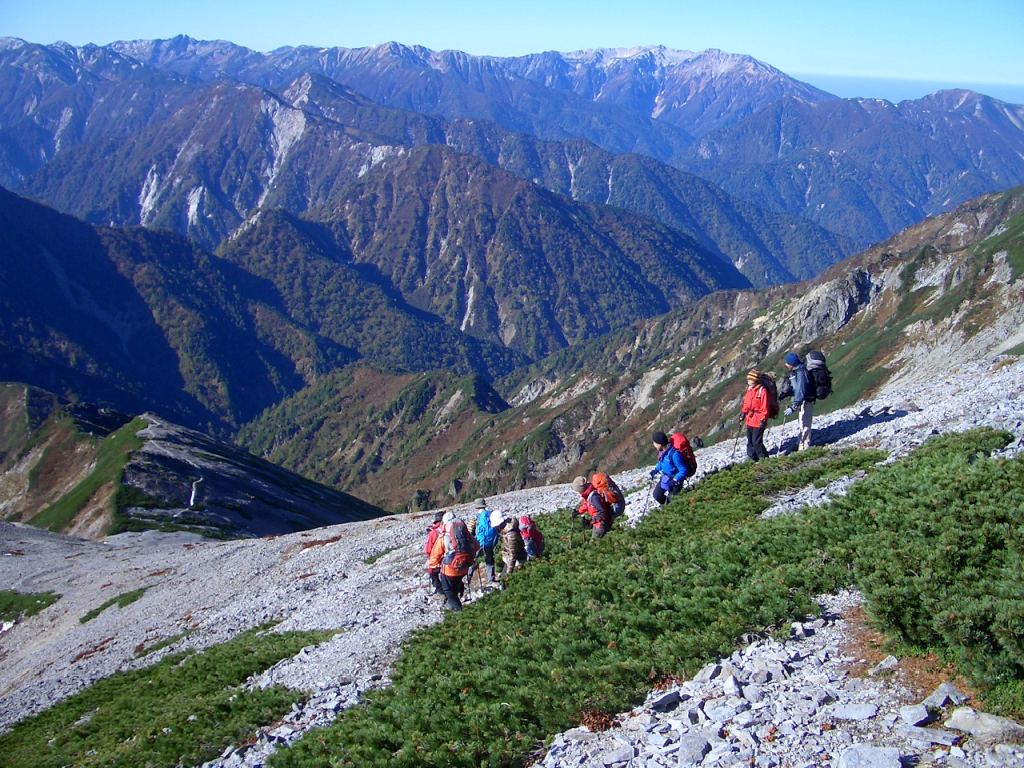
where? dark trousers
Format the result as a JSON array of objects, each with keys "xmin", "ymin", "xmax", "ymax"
[
  {"xmin": 467, "ymin": 544, "xmax": 496, "ymax": 583},
  {"xmin": 440, "ymin": 573, "xmax": 465, "ymax": 612},
  {"xmin": 653, "ymin": 482, "xmax": 680, "ymax": 506},
  {"xmin": 591, "ymin": 515, "xmax": 611, "ymax": 540},
  {"xmin": 428, "ymin": 567, "xmax": 442, "ymax": 593},
  {"xmin": 746, "ymin": 424, "xmax": 769, "ymax": 461}
]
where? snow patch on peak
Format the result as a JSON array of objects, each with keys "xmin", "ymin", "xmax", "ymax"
[{"xmin": 562, "ymin": 46, "xmax": 699, "ymax": 67}]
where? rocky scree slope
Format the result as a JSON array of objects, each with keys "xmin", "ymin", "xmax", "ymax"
[{"xmin": 3, "ymin": 353, "xmax": 1024, "ymax": 768}]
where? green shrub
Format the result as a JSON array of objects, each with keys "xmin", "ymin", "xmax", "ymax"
[
  {"xmin": 0, "ymin": 626, "xmax": 336, "ymax": 768},
  {"xmin": 0, "ymin": 590, "xmax": 60, "ymax": 623},
  {"xmin": 271, "ymin": 448, "xmax": 882, "ymax": 768},
  {"xmin": 364, "ymin": 546, "xmax": 400, "ymax": 565},
  {"xmin": 79, "ymin": 588, "xmax": 150, "ymax": 624},
  {"xmin": 817, "ymin": 430, "xmax": 1023, "ymax": 698}
]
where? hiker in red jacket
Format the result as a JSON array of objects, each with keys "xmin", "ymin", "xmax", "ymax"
[
  {"xmin": 741, "ymin": 369, "xmax": 771, "ymax": 462},
  {"xmin": 423, "ymin": 510, "xmax": 445, "ymax": 594}
]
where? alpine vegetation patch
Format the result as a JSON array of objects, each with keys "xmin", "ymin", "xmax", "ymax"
[
  {"xmin": 268, "ymin": 431, "xmax": 1024, "ymax": 767},
  {"xmin": 0, "ymin": 626, "xmax": 338, "ymax": 768}
]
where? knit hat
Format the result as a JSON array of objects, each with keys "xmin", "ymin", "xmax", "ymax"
[
  {"xmin": 474, "ymin": 497, "xmax": 487, "ymax": 508},
  {"xmin": 785, "ymin": 352, "xmax": 801, "ymax": 367},
  {"xmin": 490, "ymin": 509, "xmax": 506, "ymax": 528},
  {"xmin": 433, "ymin": 511, "xmax": 445, "ymax": 523},
  {"xmin": 652, "ymin": 431, "xmax": 668, "ymax": 447},
  {"xmin": 746, "ymin": 369, "xmax": 760, "ymax": 383},
  {"xmin": 442, "ymin": 511, "xmax": 455, "ymax": 526},
  {"xmin": 571, "ymin": 476, "xmax": 588, "ymax": 493}
]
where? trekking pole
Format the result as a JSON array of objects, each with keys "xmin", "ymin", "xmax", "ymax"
[
  {"xmin": 730, "ymin": 417, "xmax": 744, "ymax": 462},
  {"xmin": 569, "ymin": 508, "xmax": 574, "ymax": 551},
  {"xmin": 641, "ymin": 477, "xmax": 655, "ymax": 517}
]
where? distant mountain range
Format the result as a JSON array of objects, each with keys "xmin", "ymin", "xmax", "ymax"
[
  {"xmin": 3, "ymin": 34, "xmax": 1024, "ymax": 512},
  {"xmin": 242, "ymin": 185, "xmax": 1024, "ymax": 509},
  {"xmin": 0, "ymin": 174, "xmax": 745, "ymax": 428},
  {"xmin": 6, "ymin": 36, "xmax": 1015, "ymax": 249}
]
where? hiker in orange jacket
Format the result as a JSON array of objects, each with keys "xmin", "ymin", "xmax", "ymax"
[
  {"xmin": 741, "ymin": 369, "xmax": 771, "ymax": 462},
  {"xmin": 428, "ymin": 512, "xmax": 480, "ymax": 612},
  {"xmin": 572, "ymin": 476, "xmax": 612, "ymax": 539}
]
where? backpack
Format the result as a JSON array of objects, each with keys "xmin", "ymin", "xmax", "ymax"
[
  {"xmin": 443, "ymin": 520, "xmax": 476, "ymax": 570},
  {"xmin": 590, "ymin": 473, "xmax": 623, "ymax": 506},
  {"xmin": 669, "ymin": 433, "xmax": 698, "ymax": 477},
  {"xmin": 519, "ymin": 516, "xmax": 545, "ymax": 555},
  {"xmin": 759, "ymin": 372, "xmax": 780, "ymax": 418},
  {"xmin": 805, "ymin": 350, "xmax": 833, "ymax": 400},
  {"xmin": 476, "ymin": 508, "xmax": 498, "ymax": 548}
]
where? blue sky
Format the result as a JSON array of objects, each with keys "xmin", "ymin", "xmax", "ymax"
[{"xmin": 4, "ymin": 0, "xmax": 1024, "ymax": 103}]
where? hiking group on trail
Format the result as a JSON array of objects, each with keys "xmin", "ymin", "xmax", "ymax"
[
  {"xmin": 425, "ymin": 497, "xmax": 547, "ymax": 611},
  {"xmin": 423, "ymin": 350, "xmax": 832, "ymax": 610}
]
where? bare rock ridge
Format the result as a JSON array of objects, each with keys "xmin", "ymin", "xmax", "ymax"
[{"xmin": 123, "ymin": 415, "xmax": 384, "ymax": 537}]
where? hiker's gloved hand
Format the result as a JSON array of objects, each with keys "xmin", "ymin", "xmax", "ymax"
[
  {"xmin": 784, "ymin": 406, "xmax": 794, "ymax": 417},
  {"xmin": 649, "ymin": 469, "xmax": 658, "ymax": 479}
]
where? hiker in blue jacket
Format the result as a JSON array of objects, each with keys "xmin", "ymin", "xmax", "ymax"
[
  {"xmin": 467, "ymin": 497, "xmax": 502, "ymax": 585},
  {"xmin": 779, "ymin": 352, "xmax": 816, "ymax": 451},
  {"xmin": 649, "ymin": 431, "xmax": 689, "ymax": 506}
]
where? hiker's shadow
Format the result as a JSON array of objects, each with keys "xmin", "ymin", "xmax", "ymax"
[{"xmin": 773, "ymin": 406, "xmax": 907, "ymax": 455}]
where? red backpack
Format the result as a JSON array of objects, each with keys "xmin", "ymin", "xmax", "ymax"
[
  {"xmin": 590, "ymin": 472, "xmax": 623, "ymax": 506},
  {"xmin": 670, "ymin": 433, "xmax": 698, "ymax": 477},
  {"xmin": 759, "ymin": 372, "xmax": 780, "ymax": 419}
]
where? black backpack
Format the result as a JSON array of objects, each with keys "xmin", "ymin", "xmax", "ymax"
[{"xmin": 805, "ymin": 350, "xmax": 833, "ymax": 400}]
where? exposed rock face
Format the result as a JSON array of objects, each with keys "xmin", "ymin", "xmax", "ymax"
[{"xmin": 121, "ymin": 415, "xmax": 384, "ymax": 537}]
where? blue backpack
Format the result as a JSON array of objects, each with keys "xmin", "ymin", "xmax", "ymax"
[{"xmin": 476, "ymin": 509, "xmax": 498, "ymax": 548}]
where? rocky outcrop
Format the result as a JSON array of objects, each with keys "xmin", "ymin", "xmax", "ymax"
[
  {"xmin": 539, "ymin": 592, "xmax": 1024, "ymax": 768},
  {"xmin": 120, "ymin": 415, "xmax": 385, "ymax": 537}
]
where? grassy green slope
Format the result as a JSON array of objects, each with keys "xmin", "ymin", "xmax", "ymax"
[
  {"xmin": 2, "ymin": 431, "xmax": 1019, "ymax": 768},
  {"xmin": 265, "ymin": 428, "xmax": 1023, "ymax": 768}
]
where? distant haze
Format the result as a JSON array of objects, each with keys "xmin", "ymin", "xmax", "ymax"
[{"xmin": 796, "ymin": 73, "xmax": 1024, "ymax": 105}]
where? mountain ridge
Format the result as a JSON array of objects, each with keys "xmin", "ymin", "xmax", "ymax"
[{"xmin": 237, "ymin": 185, "xmax": 1024, "ymax": 508}]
